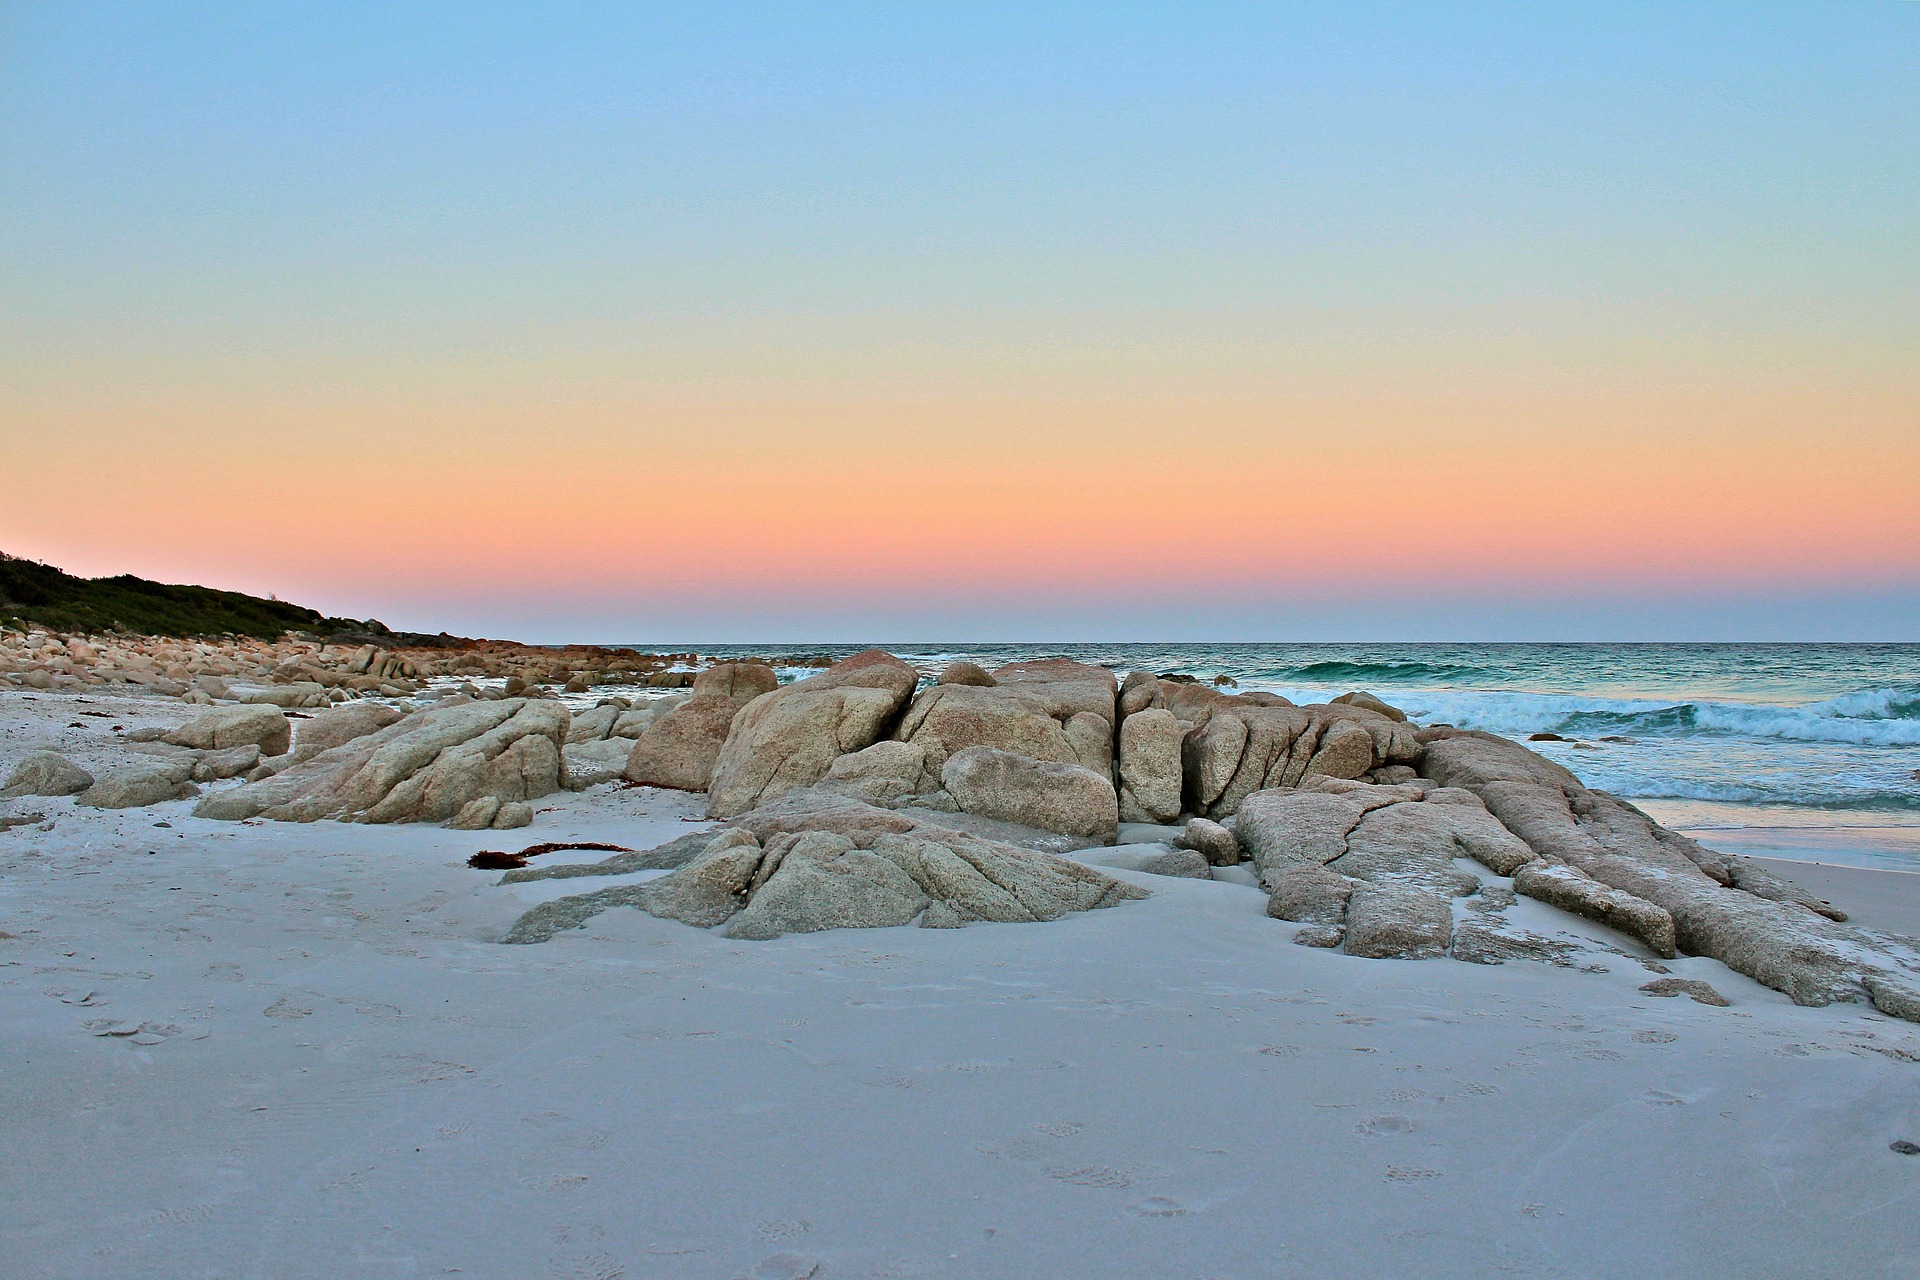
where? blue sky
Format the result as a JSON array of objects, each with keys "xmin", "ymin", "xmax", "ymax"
[{"xmin": 2, "ymin": 3, "xmax": 1916, "ymax": 640}]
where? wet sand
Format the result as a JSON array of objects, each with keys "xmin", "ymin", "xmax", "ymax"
[{"xmin": 1748, "ymin": 856, "xmax": 1920, "ymax": 937}]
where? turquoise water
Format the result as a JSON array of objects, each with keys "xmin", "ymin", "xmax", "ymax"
[{"xmin": 666, "ymin": 642, "xmax": 1920, "ymax": 823}]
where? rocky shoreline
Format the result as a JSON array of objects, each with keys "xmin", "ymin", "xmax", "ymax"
[
  {"xmin": 6, "ymin": 634, "xmax": 1917, "ymax": 1024},
  {"xmin": 7, "ymin": 639, "xmax": 1920, "ymax": 1278},
  {"xmin": 0, "ymin": 624, "xmax": 719, "ymax": 700}
]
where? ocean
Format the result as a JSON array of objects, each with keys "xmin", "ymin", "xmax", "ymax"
[{"xmin": 653, "ymin": 643, "xmax": 1920, "ymax": 841}]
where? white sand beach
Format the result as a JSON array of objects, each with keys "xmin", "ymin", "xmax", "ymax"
[
  {"xmin": 5, "ymin": 686, "xmax": 1920, "ymax": 1279},
  {"xmin": 8, "ymin": 2, "xmax": 1918, "ymax": 1271}
]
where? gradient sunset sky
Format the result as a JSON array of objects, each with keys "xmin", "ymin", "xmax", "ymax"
[{"xmin": 3, "ymin": 4, "xmax": 1916, "ymax": 641}]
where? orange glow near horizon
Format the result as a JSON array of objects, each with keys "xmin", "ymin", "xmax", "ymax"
[
  {"xmin": 8, "ymin": 389, "xmax": 1918, "ymax": 635},
  {"xmin": 6, "ymin": 6, "xmax": 1919, "ymax": 639}
]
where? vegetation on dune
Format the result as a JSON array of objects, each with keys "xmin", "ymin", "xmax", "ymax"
[{"xmin": 0, "ymin": 552, "xmax": 389, "ymax": 640}]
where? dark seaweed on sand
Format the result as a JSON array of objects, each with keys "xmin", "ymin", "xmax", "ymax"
[{"xmin": 468, "ymin": 841, "xmax": 634, "ymax": 870}]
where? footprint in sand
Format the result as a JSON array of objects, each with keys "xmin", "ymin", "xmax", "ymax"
[
  {"xmin": 982, "ymin": 1136, "xmax": 1052, "ymax": 1161},
  {"xmin": 734, "ymin": 1254, "xmax": 820, "ymax": 1280},
  {"xmin": 1033, "ymin": 1120, "xmax": 1085, "ymax": 1137},
  {"xmin": 1634, "ymin": 1030, "xmax": 1678, "ymax": 1044},
  {"xmin": 518, "ymin": 1173, "xmax": 591, "ymax": 1193},
  {"xmin": 1044, "ymin": 1164, "xmax": 1135, "ymax": 1189},
  {"xmin": 387, "ymin": 1053, "xmax": 476, "ymax": 1083},
  {"xmin": 1129, "ymin": 1196, "xmax": 1191, "ymax": 1217},
  {"xmin": 332, "ymin": 995, "xmax": 403, "ymax": 1019},
  {"xmin": 262, "ymin": 996, "xmax": 312, "ymax": 1019},
  {"xmin": 1384, "ymin": 1167, "xmax": 1442, "ymax": 1183},
  {"xmin": 546, "ymin": 1253, "xmax": 626, "ymax": 1280},
  {"xmin": 48, "ymin": 987, "xmax": 105, "ymax": 1006},
  {"xmin": 83, "ymin": 1017, "xmax": 204, "ymax": 1045},
  {"xmin": 1355, "ymin": 1114, "xmax": 1415, "ymax": 1137},
  {"xmin": 138, "ymin": 1203, "xmax": 214, "ymax": 1229},
  {"xmin": 754, "ymin": 1220, "xmax": 812, "ymax": 1242}
]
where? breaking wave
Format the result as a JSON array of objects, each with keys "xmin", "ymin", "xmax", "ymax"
[
  {"xmin": 1260, "ymin": 659, "xmax": 1508, "ymax": 685},
  {"xmin": 1385, "ymin": 685, "xmax": 1920, "ymax": 748}
]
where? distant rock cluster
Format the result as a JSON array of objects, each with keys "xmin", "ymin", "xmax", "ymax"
[
  {"xmin": 0, "ymin": 625, "xmax": 732, "ymax": 826},
  {"xmin": 0, "ymin": 625, "xmax": 706, "ymax": 701}
]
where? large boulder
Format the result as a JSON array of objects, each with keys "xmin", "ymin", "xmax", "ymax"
[
  {"xmin": 193, "ymin": 698, "xmax": 569, "ymax": 828},
  {"xmin": 1235, "ymin": 784, "xmax": 1411, "ymax": 880},
  {"xmin": 563, "ymin": 738, "xmax": 632, "ymax": 788},
  {"xmin": 692, "ymin": 661, "xmax": 779, "ymax": 702},
  {"xmin": 1266, "ymin": 863, "xmax": 1355, "ymax": 925},
  {"xmin": 164, "ymin": 704, "xmax": 291, "ymax": 756},
  {"xmin": 611, "ymin": 695, "xmax": 685, "ymax": 739},
  {"xmin": 78, "ymin": 761, "xmax": 198, "ymax": 809},
  {"xmin": 894, "ymin": 657, "xmax": 1117, "ymax": 775},
  {"xmin": 1116, "ymin": 708, "xmax": 1183, "ymax": 824},
  {"xmin": 241, "ymin": 683, "xmax": 329, "ymax": 709},
  {"xmin": 1227, "ymin": 742, "xmax": 1920, "ymax": 1009},
  {"xmin": 1119, "ymin": 674, "xmax": 1297, "ymax": 735},
  {"xmin": 940, "ymin": 745, "xmax": 1118, "ymax": 842},
  {"xmin": 725, "ymin": 832, "xmax": 933, "ymax": 940},
  {"xmin": 808, "ymin": 740, "xmax": 949, "ymax": 809},
  {"xmin": 1175, "ymin": 816, "xmax": 1241, "ymax": 866},
  {"xmin": 1331, "ymin": 690, "xmax": 1408, "ymax": 722},
  {"xmin": 1344, "ymin": 882, "xmax": 1455, "ymax": 960},
  {"xmin": 1235, "ymin": 779, "xmax": 1533, "ymax": 960},
  {"xmin": 624, "ymin": 694, "xmax": 744, "ymax": 791},
  {"xmin": 1117, "ymin": 670, "xmax": 1162, "ymax": 718},
  {"xmin": 448, "ymin": 797, "xmax": 533, "ymax": 830},
  {"xmin": 290, "ymin": 701, "xmax": 405, "ymax": 758},
  {"xmin": 1420, "ymin": 729, "xmax": 1920, "ymax": 1017},
  {"xmin": 0, "ymin": 751, "xmax": 94, "ymax": 798},
  {"xmin": 1511, "ymin": 859, "xmax": 1676, "ymax": 957},
  {"xmin": 502, "ymin": 798, "xmax": 1147, "ymax": 944},
  {"xmin": 706, "ymin": 650, "xmax": 919, "ymax": 818},
  {"xmin": 192, "ymin": 743, "xmax": 262, "ymax": 782},
  {"xmin": 625, "ymin": 662, "xmax": 783, "ymax": 792},
  {"xmin": 1182, "ymin": 700, "xmax": 1422, "ymax": 818},
  {"xmin": 566, "ymin": 703, "xmax": 623, "ymax": 744}
]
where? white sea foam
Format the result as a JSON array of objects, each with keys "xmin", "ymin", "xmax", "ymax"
[{"xmin": 1249, "ymin": 683, "xmax": 1920, "ymax": 748}]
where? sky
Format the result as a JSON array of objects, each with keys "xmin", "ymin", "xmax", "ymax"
[{"xmin": 2, "ymin": 3, "xmax": 1916, "ymax": 642}]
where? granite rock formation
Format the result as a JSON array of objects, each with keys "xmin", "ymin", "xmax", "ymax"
[
  {"xmin": 706, "ymin": 650, "xmax": 919, "ymax": 817},
  {"xmin": 194, "ymin": 698, "xmax": 569, "ymax": 828},
  {"xmin": 502, "ymin": 794, "xmax": 1147, "ymax": 943}
]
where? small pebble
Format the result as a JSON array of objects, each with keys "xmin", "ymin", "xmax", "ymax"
[{"xmin": 1892, "ymin": 1140, "xmax": 1920, "ymax": 1156}]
